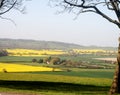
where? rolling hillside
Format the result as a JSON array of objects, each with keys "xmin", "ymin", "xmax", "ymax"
[
  {"xmin": 0, "ymin": 38, "xmax": 84, "ymax": 50},
  {"xmin": 0, "ymin": 38, "xmax": 116, "ymax": 50}
]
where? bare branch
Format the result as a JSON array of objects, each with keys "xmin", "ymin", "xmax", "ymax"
[
  {"xmin": 0, "ymin": 0, "xmax": 17, "ymax": 15},
  {"xmin": 0, "ymin": 16, "xmax": 16, "ymax": 26},
  {"xmin": 0, "ymin": 0, "xmax": 29, "ymax": 15},
  {"xmin": 0, "ymin": 0, "xmax": 30, "ymax": 25},
  {"xmin": 105, "ymin": 0, "xmax": 114, "ymax": 10},
  {"xmin": 62, "ymin": 0, "xmax": 120, "ymax": 27}
]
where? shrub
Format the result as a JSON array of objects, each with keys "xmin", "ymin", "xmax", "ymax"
[
  {"xmin": 32, "ymin": 59, "xmax": 37, "ymax": 63},
  {"xmin": 0, "ymin": 49, "xmax": 8, "ymax": 57},
  {"xmin": 38, "ymin": 59, "xmax": 43, "ymax": 63},
  {"xmin": 50, "ymin": 57, "xmax": 60, "ymax": 65}
]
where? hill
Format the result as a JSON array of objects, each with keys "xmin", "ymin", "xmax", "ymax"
[
  {"xmin": 0, "ymin": 38, "xmax": 116, "ymax": 50},
  {"xmin": 0, "ymin": 38, "xmax": 84, "ymax": 50}
]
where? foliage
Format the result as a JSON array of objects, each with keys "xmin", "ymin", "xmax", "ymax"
[
  {"xmin": 32, "ymin": 58, "xmax": 37, "ymax": 63},
  {"xmin": 50, "ymin": 57, "xmax": 60, "ymax": 65},
  {"xmin": 0, "ymin": 49, "xmax": 8, "ymax": 57},
  {"xmin": 38, "ymin": 59, "xmax": 43, "ymax": 63},
  {"xmin": 43, "ymin": 56, "xmax": 51, "ymax": 63}
]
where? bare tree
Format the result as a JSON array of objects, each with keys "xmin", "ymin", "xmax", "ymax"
[
  {"xmin": 0, "ymin": 0, "xmax": 29, "ymax": 25},
  {"xmin": 0, "ymin": 0, "xmax": 27, "ymax": 16},
  {"xmin": 50, "ymin": 0, "xmax": 120, "ymax": 94}
]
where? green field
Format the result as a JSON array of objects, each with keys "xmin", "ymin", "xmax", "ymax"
[
  {"xmin": 0, "ymin": 72, "xmax": 113, "ymax": 95},
  {"xmin": 0, "ymin": 55, "xmax": 118, "ymax": 95},
  {"xmin": 0, "ymin": 55, "xmax": 116, "ymax": 68},
  {"xmin": 30, "ymin": 69, "xmax": 114, "ymax": 79}
]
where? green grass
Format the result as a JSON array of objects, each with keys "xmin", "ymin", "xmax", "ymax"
[
  {"xmin": 0, "ymin": 55, "xmax": 117, "ymax": 95},
  {"xmin": 0, "ymin": 54, "xmax": 116, "ymax": 64},
  {"xmin": 0, "ymin": 72, "xmax": 112, "ymax": 95},
  {"xmin": 0, "ymin": 80, "xmax": 110, "ymax": 95},
  {"xmin": 28, "ymin": 69, "xmax": 114, "ymax": 79},
  {"xmin": 0, "ymin": 56, "xmax": 44, "ymax": 63},
  {"xmin": 0, "ymin": 73, "xmax": 112, "ymax": 86}
]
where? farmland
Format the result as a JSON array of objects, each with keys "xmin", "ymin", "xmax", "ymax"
[
  {"xmin": 6, "ymin": 49, "xmax": 66, "ymax": 56},
  {"xmin": 0, "ymin": 48, "xmax": 118, "ymax": 95},
  {"xmin": 0, "ymin": 63, "xmax": 61, "ymax": 72},
  {"xmin": 0, "ymin": 71, "xmax": 113, "ymax": 95}
]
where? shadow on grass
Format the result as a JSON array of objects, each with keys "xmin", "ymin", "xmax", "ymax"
[{"xmin": 0, "ymin": 80, "xmax": 110, "ymax": 93}]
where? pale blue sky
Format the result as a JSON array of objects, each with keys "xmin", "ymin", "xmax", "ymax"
[{"xmin": 0, "ymin": 0, "xmax": 119, "ymax": 47}]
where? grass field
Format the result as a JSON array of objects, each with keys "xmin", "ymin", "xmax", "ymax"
[
  {"xmin": 0, "ymin": 55, "xmax": 118, "ymax": 95},
  {"xmin": 0, "ymin": 80, "xmax": 110, "ymax": 95},
  {"xmin": 32, "ymin": 69, "xmax": 114, "ymax": 79},
  {"xmin": 0, "ymin": 68, "xmax": 115, "ymax": 95},
  {"xmin": 0, "ymin": 55, "xmax": 116, "ymax": 68},
  {"xmin": 0, "ymin": 72, "xmax": 112, "ymax": 95}
]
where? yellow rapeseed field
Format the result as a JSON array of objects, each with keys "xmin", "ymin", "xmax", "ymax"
[
  {"xmin": 6, "ymin": 49, "xmax": 66, "ymax": 56},
  {"xmin": 73, "ymin": 49, "xmax": 107, "ymax": 54},
  {"xmin": 0, "ymin": 63, "xmax": 61, "ymax": 72}
]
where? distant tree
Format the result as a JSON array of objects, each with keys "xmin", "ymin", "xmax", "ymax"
[
  {"xmin": 50, "ymin": 57, "xmax": 60, "ymax": 65},
  {"xmin": 38, "ymin": 59, "xmax": 43, "ymax": 63},
  {"xmin": 32, "ymin": 58, "xmax": 37, "ymax": 63},
  {"xmin": 43, "ymin": 57, "xmax": 48, "ymax": 63},
  {"xmin": 60, "ymin": 60, "xmax": 73, "ymax": 67},
  {"xmin": 50, "ymin": 0, "xmax": 120, "ymax": 94},
  {"xmin": 0, "ymin": 49, "xmax": 8, "ymax": 56},
  {"xmin": 43, "ymin": 56, "xmax": 51, "ymax": 64}
]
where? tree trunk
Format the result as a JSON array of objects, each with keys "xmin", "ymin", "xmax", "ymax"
[{"xmin": 109, "ymin": 37, "xmax": 120, "ymax": 95}]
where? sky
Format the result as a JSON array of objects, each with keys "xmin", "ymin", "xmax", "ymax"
[{"xmin": 0, "ymin": 0, "xmax": 119, "ymax": 47}]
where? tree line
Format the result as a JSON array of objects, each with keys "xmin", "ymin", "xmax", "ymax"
[{"xmin": 32, "ymin": 56, "xmax": 85, "ymax": 68}]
